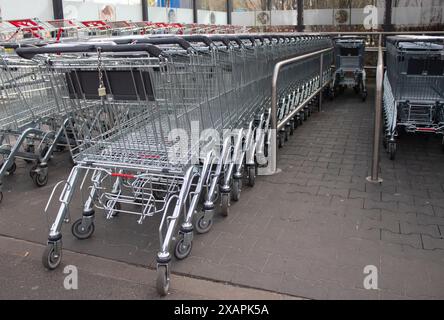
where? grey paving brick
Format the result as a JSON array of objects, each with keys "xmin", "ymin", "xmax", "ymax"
[
  {"xmin": 361, "ymin": 218, "xmax": 400, "ymax": 234},
  {"xmin": 262, "ymin": 254, "xmax": 313, "ymax": 278},
  {"xmin": 231, "ymin": 266, "xmax": 284, "ymax": 293},
  {"xmin": 398, "ymin": 202, "xmax": 435, "ymax": 216},
  {"xmin": 349, "ymin": 189, "xmax": 381, "ymax": 201},
  {"xmin": 280, "ymin": 274, "xmax": 330, "ymax": 299},
  {"xmin": 331, "ymin": 195, "xmax": 364, "ymax": 210},
  {"xmin": 327, "ymin": 287, "xmax": 380, "ymax": 300},
  {"xmin": 364, "ymin": 199, "xmax": 397, "ymax": 212},
  {"xmin": 312, "ymin": 167, "xmax": 341, "ymax": 175},
  {"xmin": 341, "ymin": 222, "xmax": 381, "ymax": 241},
  {"xmin": 317, "ymin": 186, "xmax": 349, "ymax": 198},
  {"xmin": 381, "ymin": 230, "xmax": 422, "ymax": 249},
  {"xmin": 220, "ymin": 248, "xmax": 270, "ymax": 273},
  {"xmin": 214, "ymin": 232, "xmax": 260, "ymax": 253},
  {"xmin": 382, "ymin": 192, "xmax": 415, "ymax": 205},
  {"xmin": 286, "ymin": 184, "xmax": 319, "ymax": 195},
  {"xmin": 422, "ymin": 235, "xmax": 444, "ymax": 250},
  {"xmin": 378, "ymin": 271, "xmax": 407, "ymax": 296},
  {"xmin": 323, "ymin": 173, "xmax": 353, "ymax": 183},
  {"xmin": 400, "ymin": 222, "xmax": 441, "ymax": 238},
  {"xmin": 433, "ymin": 206, "xmax": 444, "ymax": 218}
]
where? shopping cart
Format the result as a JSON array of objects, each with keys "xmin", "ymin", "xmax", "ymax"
[
  {"xmin": 331, "ymin": 36, "xmax": 367, "ymax": 101},
  {"xmin": 16, "ymin": 37, "xmax": 251, "ymax": 295},
  {"xmin": 0, "ymin": 51, "xmax": 76, "ymax": 201},
  {"xmin": 383, "ymin": 35, "xmax": 444, "ymax": 159},
  {"xmin": 15, "ymin": 33, "xmax": 332, "ymax": 296}
]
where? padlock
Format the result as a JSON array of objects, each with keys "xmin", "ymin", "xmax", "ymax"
[{"xmin": 98, "ymin": 86, "xmax": 107, "ymax": 97}]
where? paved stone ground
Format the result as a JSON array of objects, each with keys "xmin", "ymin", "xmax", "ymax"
[
  {"xmin": 0, "ymin": 85, "xmax": 443, "ymax": 299},
  {"xmin": 0, "ymin": 236, "xmax": 296, "ymax": 300}
]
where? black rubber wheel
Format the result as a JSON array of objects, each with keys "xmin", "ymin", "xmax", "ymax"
[
  {"xmin": 42, "ymin": 243, "xmax": 62, "ymax": 270},
  {"xmin": 362, "ymin": 91, "xmax": 367, "ymax": 102},
  {"xmin": 174, "ymin": 237, "xmax": 192, "ymax": 260},
  {"xmin": 220, "ymin": 193, "xmax": 230, "ymax": 217},
  {"xmin": 290, "ymin": 121, "xmax": 295, "ymax": 135},
  {"xmin": 71, "ymin": 218, "xmax": 95, "ymax": 240},
  {"xmin": 195, "ymin": 214, "xmax": 213, "ymax": 234},
  {"xmin": 32, "ymin": 169, "xmax": 48, "ymax": 187},
  {"xmin": 247, "ymin": 165, "xmax": 256, "ymax": 187},
  {"xmin": 278, "ymin": 133, "xmax": 284, "ymax": 148},
  {"xmin": 388, "ymin": 142, "xmax": 396, "ymax": 160},
  {"xmin": 231, "ymin": 179, "xmax": 241, "ymax": 202},
  {"xmin": 156, "ymin": 265, "xmax": 170, "ymax": 296},
  {"xmin": 285, "ymin": 126, "xmax": 291, "ymax": 141}
]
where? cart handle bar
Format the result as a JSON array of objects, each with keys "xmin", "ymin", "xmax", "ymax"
[{"xmin": 15, "ymin": 43, "xmax": 163, "ymax": 59}]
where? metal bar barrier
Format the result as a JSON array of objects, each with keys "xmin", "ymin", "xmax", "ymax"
[
  {"xmin": 260, "ymin": 47, "xmax": 333, "ymax": 176},
  {"xmin": 367, "ymin": 34, "xmax": 384, "ymax": 183}
]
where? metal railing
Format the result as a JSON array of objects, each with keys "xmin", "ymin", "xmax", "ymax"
[
  {"xmin": 261, "ymin": 47, "xmax": 333, "ymax": 175},
  {"xmin": 367, "ymin": 35, "xmax": 384, "ymax": 183}
]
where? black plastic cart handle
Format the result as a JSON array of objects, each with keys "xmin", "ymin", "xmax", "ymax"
[{"xmin": 15, "ymin": 43, "xmax": 163, "ymax": 59}]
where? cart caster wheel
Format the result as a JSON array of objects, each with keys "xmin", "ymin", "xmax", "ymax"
[
  {"xmin": 231, "ymin": 179, "xmax": 241, "ymax": 202},
  {"xmin": 1, "ymin": 162, "xmax": 16, "ymax": 175},
  {"xmin": 195, "ymin": 214, "xmax": 213, "ymax": 234},
  {"xmin": 156, "ymin": 265, "xmax": 170, "ymax": 297},
  {"xmin": 388, "ymin": 142, "xmax": 396, "ymax": 160},
  {"xmin": 174, "ymin": 237, "xmax": 192, "ymax": 260},
  {"xmin": 42, "ymin": 243, "xmax": 62, "ymax": 270},
  {"xmin": 32, "ymin": 171, "xmax": 48, "ymax": 187},
  {"xmin": 71, "ymin": 218, "xmax": 95, "ymax": 240},
  {"xmin": 285, "ymin": 126, "xmax": 290, "ymax": 141},
  {"xmin": 382, "ymin": 137, "xmax": 388, "ymax": 149},
  {"xmin": 247, "ymin": 165, "xmax": 256, "ymax": 187},
  {"xmin": 220, "ymin": 193, "xmax": 230, "ymax": 217},
  {"xmin": 278, "ymin": 133, "xmax": 284, "ymax": 148},
  {"xmin": 289, "ymin": 121, "xmax": 295, "ymax": 135},
  {"xmin": 362, "ymin": 91, "xmax": 367, "ymax": 102}
]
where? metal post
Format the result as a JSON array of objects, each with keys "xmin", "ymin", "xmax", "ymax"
[
  {"xmin": 142, "ymin": 0, "xmax": 149, "ymax": 21},
  {"xmin": 384, "ymin": 0, "xmax": 393, "ymax": 32},
  {"xmin": 319, "ymin": 53, "xmax": 323, "ymax": 112},
  {"xmin": 193, "ymin": 0, "xmax": 198, "ymax": 23},
  {"xmin": 260, "ymin": 47, "xmax": 333, "ymax": 176},
  {"xmin": 227, "ymin": 0, "xmax": 232, "ymax": 25},
  {"xmin": 297, "ymin": 0, "xmax": 304, "ymax": 32},
  {"xmin": 367, "ymin": 35, "xmax": 384, "ymax": 183},
  {"xmin": 52, "ymin": 0, "xmax": 64, "ymax": 20}
]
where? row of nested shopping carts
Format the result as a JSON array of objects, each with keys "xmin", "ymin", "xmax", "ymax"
[
  {"xmin": 0, "ymin": 17, "xmax": 247, "ymax": 43},
  {"xmin": 1, "ymin": 31, "xmax": 333, "ymax": 295},
  {"xmin": 383, "ymin": 35, "xmax": 444, "ymax": 160}
]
